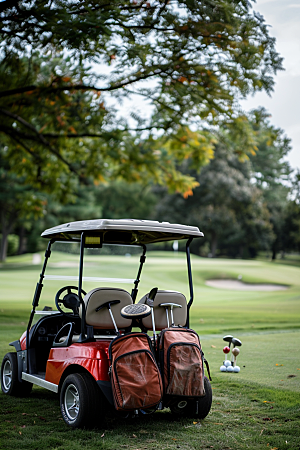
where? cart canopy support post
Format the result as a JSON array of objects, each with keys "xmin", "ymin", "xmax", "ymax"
[
  {"xmin": 78, "ymin": 232, "xmax": 86, "ymax": 342},
  {"xmin": 131, "ymin": 245, "xmax": 146, "ymax": 302},
  {"xmin": 186, "ymin": 237, "xmax": 194, "ymax": 329},
  {"xmin": 26, "ymin": 239, "xmax": 54, "ymax": 372}
]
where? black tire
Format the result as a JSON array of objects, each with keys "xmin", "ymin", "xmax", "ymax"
[
  {"xmin": 60, "ymin": 372, "xmax": 104, "ymax": 428},
  {"xmin": 1, "ymin": 352, "xmax": 32, "ymax": 397},
  {"xmin": 170, "ymin": 376, "xmax": 212, "ymax": 420}
]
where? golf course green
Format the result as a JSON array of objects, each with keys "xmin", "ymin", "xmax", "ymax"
[{"xmin": 0, "ymin": 251, "xmax": 299, "ymax": 449}]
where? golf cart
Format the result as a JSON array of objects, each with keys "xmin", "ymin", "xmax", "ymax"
[{"xmin": 1, "ymin": 219, "xmax": 212, "ymax": 428}]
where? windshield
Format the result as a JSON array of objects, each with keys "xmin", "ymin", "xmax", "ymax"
[
  {"xmin": 36, "ymin": 241, "xmax": 143, "ymax": 312},
  {"xmin": 33, "ymin": 239, "xmax": 191, "ymax": 317}
]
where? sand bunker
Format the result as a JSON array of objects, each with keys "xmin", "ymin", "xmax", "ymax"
[
  {"xmin": 205, "ymin": 279, "xmax": 288, "ymax": 291},
  {"xmin": 49, "ymin": 261, "xmax": 95, "ymax": 267}
]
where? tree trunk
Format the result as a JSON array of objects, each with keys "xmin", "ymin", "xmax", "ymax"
[
  {"xmin": 17, "ymin": 226, "xmax": 27, "ymax": 254},
  {"xmin": 239, "ymin": 245, "xmax": 244, "ymax": 259},
  {"xmin": 210, "ymin": 232, "xmax": 218, "ymax": 258},
  {"xmin": 0, "ymin": 210, "xmax": 16, "ymax": 262},
  {"xmin": 0, "ymin": 229, "xmax": 9, "ymax": 262},
  {"xmin": 271, "ymin": 239, "xmax": 278, "ymax": 261}
]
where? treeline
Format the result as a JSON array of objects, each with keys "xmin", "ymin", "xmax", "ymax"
[
  {"xmin": 1, "ymin": 1, "xmax": 297, "ymax": 261},
  {"xmin": 1, "ymin": 108, "xmax": 299, "ymax": 261}
]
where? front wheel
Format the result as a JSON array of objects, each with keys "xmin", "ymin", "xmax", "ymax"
[
  {"xmin": 1, "ymin": 352, "xmax": 32, "ymax": 396},
  {"xmin": 170, "ymin": 376, "xmax": 212, "ymax": 419},
  {"xmin": 60, "ymin": 372, "xmax": 104, "ymax": 428}
]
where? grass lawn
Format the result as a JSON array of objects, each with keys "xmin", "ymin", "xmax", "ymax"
[{"xmin": 0, "ymin": 252, "xmax": 300, "ymax": 449}]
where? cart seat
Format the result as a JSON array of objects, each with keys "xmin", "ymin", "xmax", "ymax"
[
  {"xmin": 138, "ymin": 290, "xmax": 187, "ymax": 330},
  {"xmin": 82, "ymin": 287, "xmax": 133, "ymax": 330},
  {"xmin": 54, "ymin": 288, "xmax": 133, "ymax": 346}
]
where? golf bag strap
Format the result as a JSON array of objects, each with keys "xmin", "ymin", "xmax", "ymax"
[{"xmin": 204, "ymin": 357, "xmax": 212, "ymax": 381}]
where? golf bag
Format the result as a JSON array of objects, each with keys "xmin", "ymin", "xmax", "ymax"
[
  {"xmin": 158, "ymin": 327, "xmax": 205, "ymax": 398},
  {"xmin": 109, "ymin": 332, "xmax": 163, "ymax": 411}
]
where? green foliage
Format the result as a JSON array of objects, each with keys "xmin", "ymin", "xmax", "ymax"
[
  {"xmin": 0, "ymin": 0, "xmax": 283, "ymax": 197},
  {"xmin": 0, "ymin": 1, "xmax": 289, "ymax": 261},
  {"xmin": 245, "ymin": 108, "xmax": 295, "ymax": 259},
  {"xmin": 155, "ymin": 143, "xmax": 274, "ymax": 257},
  {"xmin": 20, "ymin": 181, "xmax": 159, "ymax": 254},
  {"xmin": 94, "ymin": 181, "xmax": 158, "ymax": 219},
  {"xmin": 248, "ymin": 108, "xmax": 292, "ymax": 188},
  {"xmin": 153, "ymin": 109, "xmax": 294, "ymax": 258},
  {"xmin": 0, "ymin": 147, "xmax": 47, "ymax": 260},
  {"xmin": 0, "ymin": 234, "xmax": 18, "ymax": 256},
  {"xmin": 283, "ymin": 201, "xmax": 300, "ymax": 253}
]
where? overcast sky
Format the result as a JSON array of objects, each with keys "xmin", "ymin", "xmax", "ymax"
[{"xmin": 241, "ymin": 0, "xmax": 300, "ymax": 172}]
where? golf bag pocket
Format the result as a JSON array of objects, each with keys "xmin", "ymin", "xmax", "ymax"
[
  {"xmin": 109, "ymin": 333, "xmax": 163, "ymax": 411},
  {"xmin": 159, "ymin": 328, "xmax": 205, "ymax": 397}
]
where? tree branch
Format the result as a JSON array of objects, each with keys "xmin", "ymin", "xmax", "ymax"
[
  {"xmin": 0, "ymin": 85, "xmax": 40, "ymax": 98},
  {"xmin": 0, "ymin": 68, "xmax": 164, "ymax": 98},
  {"xmin": 123, "ymin": 87, "xmax": 179, "ymax": 114},
  {"xmin": 0, "ymin": 0, "xmax": 19, "ymax": 13},
  {"xmin": 0, "ymin": 108, "xmax": 82, "ymax": 177},
  {"xmin": 42, "ymin": 132, "xmax": 104, "ymax": 138},
  {"xmin": 1, "ymin": 128, "xmax": 44, "ymax": 164}
]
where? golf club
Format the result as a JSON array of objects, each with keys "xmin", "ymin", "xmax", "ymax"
[
  {"xmin": 223, "ymin": 345, "xmax": 230, "ymax": 362},
  {"xmin": 232, "ymin": 347, "xmax": 240, "ymax": 366},
  {"xmin": 95, "ymin": 300, "xmax": 121, "ymax": 335},
  {"xmin": 159, "ymin": 302, "xmax": 182, "ymax": 327},
  {"xmin": 145, "ymin": 287, "xmax": 158, "ymax": 345},
  {"xmin": 231, "ymin": 337, "xmax": 242, "ymax": 365},
  {"xmin": 223, "ymin": 335, "xmax": 234, "ymax": 349}
]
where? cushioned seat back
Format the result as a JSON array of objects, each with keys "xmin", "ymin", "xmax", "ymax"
[
  {"xmin": 138, "ymin": 290, "xmax": 187, "ymax": 330},
  {"xmin": 81, "ymin": 287, "xmax": 133, "ymax": 329}
]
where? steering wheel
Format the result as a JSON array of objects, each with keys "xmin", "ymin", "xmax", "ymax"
[{"xmin": 55, "ymin": 286, "xmax": 87, "ymax": 318}]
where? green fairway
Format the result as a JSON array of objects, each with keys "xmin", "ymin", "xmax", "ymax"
[{"xmin": 0, "ymin": 252, "xmax": 300, "ymax": 449}]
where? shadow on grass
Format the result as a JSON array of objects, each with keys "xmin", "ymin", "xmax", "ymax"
[{"xmin": 0, "ymin": 264, "xmax": 41, "ymax": 272}]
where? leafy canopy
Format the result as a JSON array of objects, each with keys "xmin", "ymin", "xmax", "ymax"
[
  {"xmin": 0, "ymin": 0, "xmax": 283, "ymax": 197},
  {"xmin": 153, "ymin": 108, "xmax": 292, "ymax": 258}
]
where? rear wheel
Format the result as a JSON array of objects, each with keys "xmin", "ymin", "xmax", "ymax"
[
  {"xmin": 60, "ymin": 372, "xmax": 104, "ymax": 428},
  {"xmin": 170, "ymin": 376, "xmax": 212, "ymax": 420},
  {"xmin": 1, "ymin": 352, "xmax": 32, "ymax": 396}
]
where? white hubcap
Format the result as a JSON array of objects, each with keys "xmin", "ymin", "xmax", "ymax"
[
  {"xmin": 64, "ymin": 384, "xmax": 80, "ymax": 421},
  {"xmin": 3, "ymin": 360, "xmax": 12, "ymax": 391},
  {"xmin": 177, "ymin": 400, "xmax": 188, "ymax": 409}
]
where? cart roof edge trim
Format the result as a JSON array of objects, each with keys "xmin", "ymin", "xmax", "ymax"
[{"xmin": 41, "ymin": 219, "xmax": 204, "ymax": 244}]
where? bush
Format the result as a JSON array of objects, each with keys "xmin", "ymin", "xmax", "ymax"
[{"xmin": 0, "ymin": 234, "xmax": 19, "ymax": 256}]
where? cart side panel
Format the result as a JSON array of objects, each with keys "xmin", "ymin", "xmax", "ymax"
[
  {"xmin": 20, "ymin": 332, "xmax": 26, "ymax": 351},
  {"xmin": 45, "ymin": 341, "xmax": 111, "ymax": 385}
]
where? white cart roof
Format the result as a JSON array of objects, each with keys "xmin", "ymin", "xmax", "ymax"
[{"xmin": 41, "ymin": 219, "xmax": 203, "ymax": 245}]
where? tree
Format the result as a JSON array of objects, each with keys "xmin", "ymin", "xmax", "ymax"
[
  {"xmin": 281, "ymin": 171, "xmax": 300, "ymax": 255},
  {"xmin": 283, "ymin": 201, "xmax": 300, "ymax": 254},
  {"xmin": 0, "ymin": 0, "xmax": 283, "ymax": 195},
  {"xmin": 247, "ymin": 108, "xmax": 292, "ymax": 260},
  {"xmin": 2, "ymin": 178, "xmax": 159, "ymax": 259},
  {"xmin": 94, "ymin": 181, "xmax": 158, "ymax": 220},
  {"xmin": 155, "ymin": 140, "xmax": 274, "ymax": 257},
  {"xmin": 0, "ymin": 146, "xmax": 46, "ymax": 260},
  {"xmin": 153, "ymin": 108, "xmax": 293, "ymax": 258}
]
